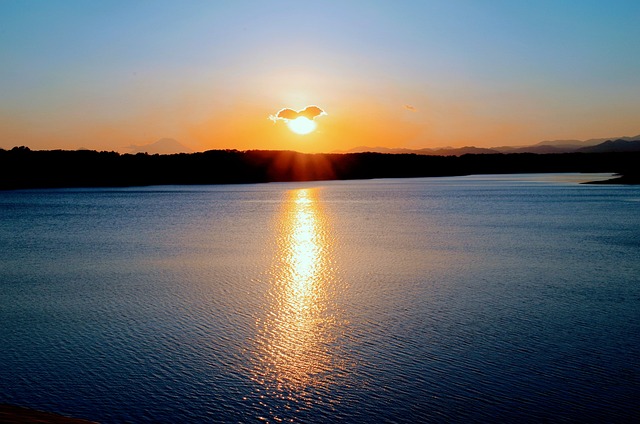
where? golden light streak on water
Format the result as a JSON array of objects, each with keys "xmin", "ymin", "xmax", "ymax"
[{"xmin": 253, "ymin": 188, "xmax": 344, "ymax": 404}]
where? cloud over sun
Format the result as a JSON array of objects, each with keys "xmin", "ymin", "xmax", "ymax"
[{"xmin": 270, "ymin": 105, "xmax": 327, "ymax": 135}]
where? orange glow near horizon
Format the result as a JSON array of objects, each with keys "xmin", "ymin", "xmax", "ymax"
[
  {"xmin": 4, "ymin": 88, "xmax": 638, "ymax": 154},
  {"xmin": 185, "ymin": 99, "xmax": 431, "ymax": 153}
]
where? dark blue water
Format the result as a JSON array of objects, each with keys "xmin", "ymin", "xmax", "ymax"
[{"xmin": 1, "ymin": 174, "xmax": 638, "ymax": 422}]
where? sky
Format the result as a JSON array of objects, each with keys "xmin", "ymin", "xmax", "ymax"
[{"xmin": 1, "ymin": 0, "xmax": 639, "ymax": 153}]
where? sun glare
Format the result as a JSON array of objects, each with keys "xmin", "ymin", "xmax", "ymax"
[{"xmin": 287, "ymin": 117, "xmax": 317, "ymax": 135}]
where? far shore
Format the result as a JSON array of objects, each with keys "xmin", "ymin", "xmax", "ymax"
[{"xmin": 1, "ymin": 148, "xmax": 639, "ymax": 190}]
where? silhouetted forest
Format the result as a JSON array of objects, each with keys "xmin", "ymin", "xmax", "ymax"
[{"xmin": 1, "ymin": 147, "xmax": 638, "ymax": 190}]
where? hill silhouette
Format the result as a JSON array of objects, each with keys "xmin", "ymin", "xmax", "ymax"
[
  {"xmin": 126, "ymin": 138, "xmax": 193, "ymax": 154},
  {"xmin": 1, "ymin": 147, "xmax": 638, "ymax": 190},
  {"xmin": 578, "ymin": 139, "xmax": 640, "ymax": 153},
  {"xmin": 335, "ymin": 146, "xmax": 501, "ymax": 155},
  {"xmin": 532, "ymin": 134, "xmax": 640, "ymax": 148},
  {"xmin": 339, "ymin": 134, "xmax": 640, "ymax": 156}
]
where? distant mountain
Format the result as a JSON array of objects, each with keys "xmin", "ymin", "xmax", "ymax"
[
  {"xmin": 532, "ymin": 138, "xmax": 601, "ymax": 148},
  {"xmin": 335, "ymin": 146, "xmax": 499, "ymax": 156},
  {"xmin": 427, "ymin": 146, "xmax": 500, "ymax": 155},
  {"xmin": 578, "ymin": 139, "xmax": 640, "ymax": 153},
  {"xmin": 494, "ymin": 145, "xmax": 577, "ymax": 154},
  {"xmin": 127, "ymin": 138, "xmax": 192, "ymax": 154},
  {"xmin": 336, "ymin": 146, "xmax": 419, "ymax": 154},
  {"xmin": 534, "ymin": 134, "xmax": 640, "ymax": 148},
  {"xmin": 494, "ymin": 136, "xmax": 640, "ymax": 154},
  {"xmin": 336, "ymin": 134, "xmax": 640, "ymax": 156}
]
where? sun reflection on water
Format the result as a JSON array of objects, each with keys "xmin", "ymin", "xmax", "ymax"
[{"xmin": 253, "ymin": 188, "xmax": 345, "ymax": 408}]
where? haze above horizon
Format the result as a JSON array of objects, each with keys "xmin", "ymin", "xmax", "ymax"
[{"xmin": 1, "ymin": 1, "xmax": 639, "ymax": 153}]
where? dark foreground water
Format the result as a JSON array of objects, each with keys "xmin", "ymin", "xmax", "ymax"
[{"xmin": 1, "ymin": 174, "xmax": 639, "ymax": 423}]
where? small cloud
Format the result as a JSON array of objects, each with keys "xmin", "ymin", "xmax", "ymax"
[
  {"xmin": 404, "ymin": 104, "xmax": 417, "ymax": 112},
  {"xmin": 270, "ymin": 105, "xmax": 327, "ymax": 122},
  {"xmin": 273, "ymin": 108, "xmax": 299, "ymax": 120},
  {"xmin": 298, "ymin": 105, "xmax": 326, "ymax": 119}
]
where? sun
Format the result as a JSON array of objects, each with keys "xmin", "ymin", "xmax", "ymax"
[{"xmin": 287, "ymin": 116, "xmax": 317, "ymax": 135}]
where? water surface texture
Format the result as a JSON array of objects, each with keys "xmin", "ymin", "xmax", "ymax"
[{"xmin": 1, "ymin": 174, "xmax": 639, "ymax": 422}]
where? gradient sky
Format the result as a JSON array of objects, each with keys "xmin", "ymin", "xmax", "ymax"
[{"xmin": 1, "ymin": 1, "xmax": 639, "ymax": 153}]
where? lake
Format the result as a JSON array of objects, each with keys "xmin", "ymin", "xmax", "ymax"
[{"xmin": 1, "ymin": 174, "xmax": 638, "ymax": 423}]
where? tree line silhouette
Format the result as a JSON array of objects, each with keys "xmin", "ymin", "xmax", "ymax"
[{"xmin": 1, "ymin": 146, "xmax": 638, "ymax": 190}]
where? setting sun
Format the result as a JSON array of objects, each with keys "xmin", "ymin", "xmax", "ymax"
[
  {"xmin": 270, "ymin": 106, "xmax": 325, "ymax": 139},
  {"xmin": 286, "ymin": 117, "xmax": 317, "ymax": 135}
]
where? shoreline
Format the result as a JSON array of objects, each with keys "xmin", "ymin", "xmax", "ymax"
[
  {"xmin": 0, "ymin": 404, "xmax": 98, "ymax": 424},
  {"xmin": 584, "ymin": 173, "xmax": 640, "ymax": 184}
]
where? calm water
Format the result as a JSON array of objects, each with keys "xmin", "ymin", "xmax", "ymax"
[{"xmin": 1, "ymin": 174, "xmax": 639, "ymax": 423}]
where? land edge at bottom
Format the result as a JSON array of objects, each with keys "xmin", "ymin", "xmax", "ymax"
[{"xmin": 0, "ymin": 403, "xmax": 99, "ymax": 424}]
